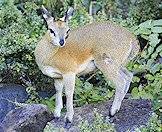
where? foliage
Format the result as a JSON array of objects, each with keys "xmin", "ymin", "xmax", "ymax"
[
  {"xmin": 135, "ymin": 113, "xmax": 162, "ymax": 132},
  {"xmin": 40, "ymin": 96, "xmax": 55, "ymax": 112},
  {"xmin": 25, "ymin": 85, "xmax": 56, "ymax": 112},
  {"xmin": 74, "ymin": 75, "xmax": 114, "ymax": 107},
  {"xmin": 128, "ymin": 19, "xmax": 162, "ymax": 117},
  {"xmin": 0, "ymin": 0, "xmax": 45, "ymax": 55},
  {"xmin": 42, "ymin": 0, "xmax": 64, "ymax": 18},
  {"xmin": 69, "ymin": 2, "xmax": 92, "ymax": 29},
  {"xmin": 21, "ymin": 74, "xmax": 56, "ymax": 111},
  {"xmin": 127, "ymin": 0, "xmax": 161, "ymax": 24},
  {"xmin": 109, "ymin": 0, "xmax": 161, "ymax": 27},
  {"xmin": 0, "ymin": 0, "xmax": 56, "ymax": 90},
  {"xmin": 26, "ymin": 86, "xmax": 40, "ymax": 103},
  {"xmin": 78, "ymin": 109, "xmax": 116, "ymax": 132}
]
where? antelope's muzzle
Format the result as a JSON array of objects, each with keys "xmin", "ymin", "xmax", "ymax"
[{"xmin": 59, "ymin": 39, "xmax": 64, "ymax": 46}]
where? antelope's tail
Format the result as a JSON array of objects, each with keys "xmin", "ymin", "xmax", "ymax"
[{"xmin": 128, "ymin": 39, "xmax": 140, "ymax": 61}]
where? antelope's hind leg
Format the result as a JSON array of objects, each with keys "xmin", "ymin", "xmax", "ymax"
[
  {"xmin": 110, "ymin": 67, "xmax": 133, "ymax": 116},
  {"xmin": 94, "ymin": 56, "xmax": 133, "ymax": 116},
  {"xmin": 54, "ymin": 79, "xmax": 64, "ymax": 118}
]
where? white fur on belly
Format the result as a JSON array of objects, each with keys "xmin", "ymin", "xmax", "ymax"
[{"xmin": 76, "ymin": 56, "xmax": 95, "ymax": 74}]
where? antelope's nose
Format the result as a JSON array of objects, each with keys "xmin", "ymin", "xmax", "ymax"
[{"xmin": 59, "ymin": 39, "xmax": 64, "ymax": 46}]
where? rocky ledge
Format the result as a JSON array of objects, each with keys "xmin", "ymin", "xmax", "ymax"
[
  {"xmin": 51, "ymin": 99, "xmax": 152, "ymax": 132},
  {"xmin": 0, "ymin": 98, "xmax": 152, "ymax": 132}
]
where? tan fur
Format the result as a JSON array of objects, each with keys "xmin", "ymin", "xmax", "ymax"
[
  {"xmin": 57, "ymin": 20, "xmax": 66, "ymax": 27},
  {"xmin": 35, "ymin": 21, "xmax": 139, "ymax": 75}
]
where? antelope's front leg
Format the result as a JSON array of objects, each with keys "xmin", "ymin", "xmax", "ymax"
[
  {"xmin": 54, "ymin": 79, "xmax": 63, "ymax": 118},
  {"xmin": 63, "ymin": 72, "xmax": 76, "ymax": 123}
]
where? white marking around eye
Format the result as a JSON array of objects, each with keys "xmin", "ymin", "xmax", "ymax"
[{"xmin": 50, "ymin": 33, "xmax": 60, "ymax": 46}]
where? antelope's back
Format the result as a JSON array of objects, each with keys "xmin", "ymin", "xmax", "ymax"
[{"xmin": 68, "ymin": 21, "xmax": 139, "ymax": 66}]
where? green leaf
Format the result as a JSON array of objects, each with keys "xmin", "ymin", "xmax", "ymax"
[
  {"xmin": 146, "ymin": 59, "xmax": 154, "ymax": 68},
  {"xmin": 131, "ymin": 87, "xmax": 140, "ymax": 99},
  {"xmin": 147, "ymin": 46, "xmax": 154, "ymax": 55},
  {"xmin": 139, "ymin": 20, "xmax": 152, "ymax": 28},
  {"xmin": 130, "ymin": 25, "xmax": 139, "ymax": 32},
  {"xmin": 139, "ymin": 90, "xmax": 150, "ymax": 99},
  {"xmin": 132, "ymin": 76, "xmax": 140, "ymax": 83},
  {"xmin": 150, "ymin": 63, "xmax": 160, "ymax": 74},
  {"xmin": 149, "ymin": 34, "xmax": 160, "ymax": 47},
  {"xmin": 160, "ymin": 51, "xmax": 162, "ymax": 57},
  {"xmin": 141, "ymin": 50, "xmax": 148, "ymax": 58},
  {"xmin": 145, "ymin": 74, "xmax": 154, "ymax": 81},
  {"xmin": 156, "ymin": 44, "xmax": 162, "ymax": 53},
  {"xmin": 151, "ymin": 27, "xmax": 162, "ymax": 33},
  {"xmin": 151, "ymin": 52, "xmax": 158, "ymax": 59},
  {"xmin": 152, "ymin": 19, "xmax": 162, "ymax": 26},
  {"xmin": 84, "ymin": 82, "xmax": 93, "ymax": 90},
  {"xmin": 136, "ymin": 27, "xmax": 151, "ymax": 35},
  {"xmin": 141, "ymin": 34, "xmax": 149, "ymax": 40}
]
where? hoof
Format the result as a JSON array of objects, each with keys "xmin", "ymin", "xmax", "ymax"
[
  {"xmin": 108, "ymin": 110, "xmax": 114, "ymax": 118},
  {"xmin": 108, "ymin": 111, "xmax": 115, "ymax": 123},
  {"xmin": 64, "ymin": 118, "xmax": 72, "ymax": 129},
  {"xmin": 109, "ymin": 107, "xmax": 119, "ymax": 118}
]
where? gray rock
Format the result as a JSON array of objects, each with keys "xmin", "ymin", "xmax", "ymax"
[
  {"xmin": 2, "ymin": 104, "xmax": 54, "ymax": 132},
  {"xmin": 0, "ymin": 83, "xmax": 55, "ymax": 122},
  {"xmin": 0, "ymin": 84, "xmax": 28, "ymax": 122},
  {"xmin": 51, "ymin": 99, "xmax": 152, "ymax": 132},
  {"xmin": 0, "ymin": 122, "xmax": 4, "ymax": 132}
]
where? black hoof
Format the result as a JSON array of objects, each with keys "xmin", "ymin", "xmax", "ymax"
[
  {"xmin": 108, "ymin": 111, "xmax": 114, "ymax": 118},
  {"xmin": 64, "ymin": 118, "xmax": 72, "ymax": 129},
  {"xmin": 108, "ymin": 111, "xmax": 118, "ymax": 123}
]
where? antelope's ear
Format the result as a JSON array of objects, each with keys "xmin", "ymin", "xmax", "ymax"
[
  {"xmin": 64, "ymin": 7, "xmax": 74, "ymax": 22},
  {"xmin": 42, "ymin": 5, "xmax": 54, "ymax": 22}
]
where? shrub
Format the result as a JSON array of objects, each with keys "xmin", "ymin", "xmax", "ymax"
[
  {"xmin": 128, "ymin": 19, "xmax": 162, "ymax": 117},
  {"xmin": 128, "ymin": 0, "xmax": 161, "ymax": 24},
  {"xmin": 109, "ymin": 0, "xmax": 161, "ymax": 27},
  {"xmin": 0, "ymin": 0, "xmax": 55, "ymax": 89},
  {"xmin": 74, "ymin": 76, "xmax": 114, "ymax": 107}
]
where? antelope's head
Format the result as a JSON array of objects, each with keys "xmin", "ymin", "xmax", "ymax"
[{"xmin": 42, "ymin": 5, "xmax": 74, "ymax": 47}]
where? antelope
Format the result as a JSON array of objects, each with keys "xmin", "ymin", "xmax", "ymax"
[{"xmin": 34, "ymin": 6, "xmax": 140, "ymax": 126}]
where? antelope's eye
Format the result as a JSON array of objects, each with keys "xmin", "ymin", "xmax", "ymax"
[{"xmin": 49, "ymin": 29, "xmax": 55, "ymax": 36}]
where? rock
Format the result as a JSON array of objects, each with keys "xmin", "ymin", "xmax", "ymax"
[
  {"xmin": 0, "ymin": 123, "xmax": 4, "ymax": 132},
  {"xmin": 51, "ymin": 99, "xmax": 153, "ymax": 132},
  {"xmin": 0, "ymin": 84, "xmax": 28, "ymax": 122},
  {"xmin": 0, "ymin": 83, "xmax": 55, "ymax": 122},
  {"xmin": 2, "ymin": 104, "xmax": 54, "ymax": 132}
]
